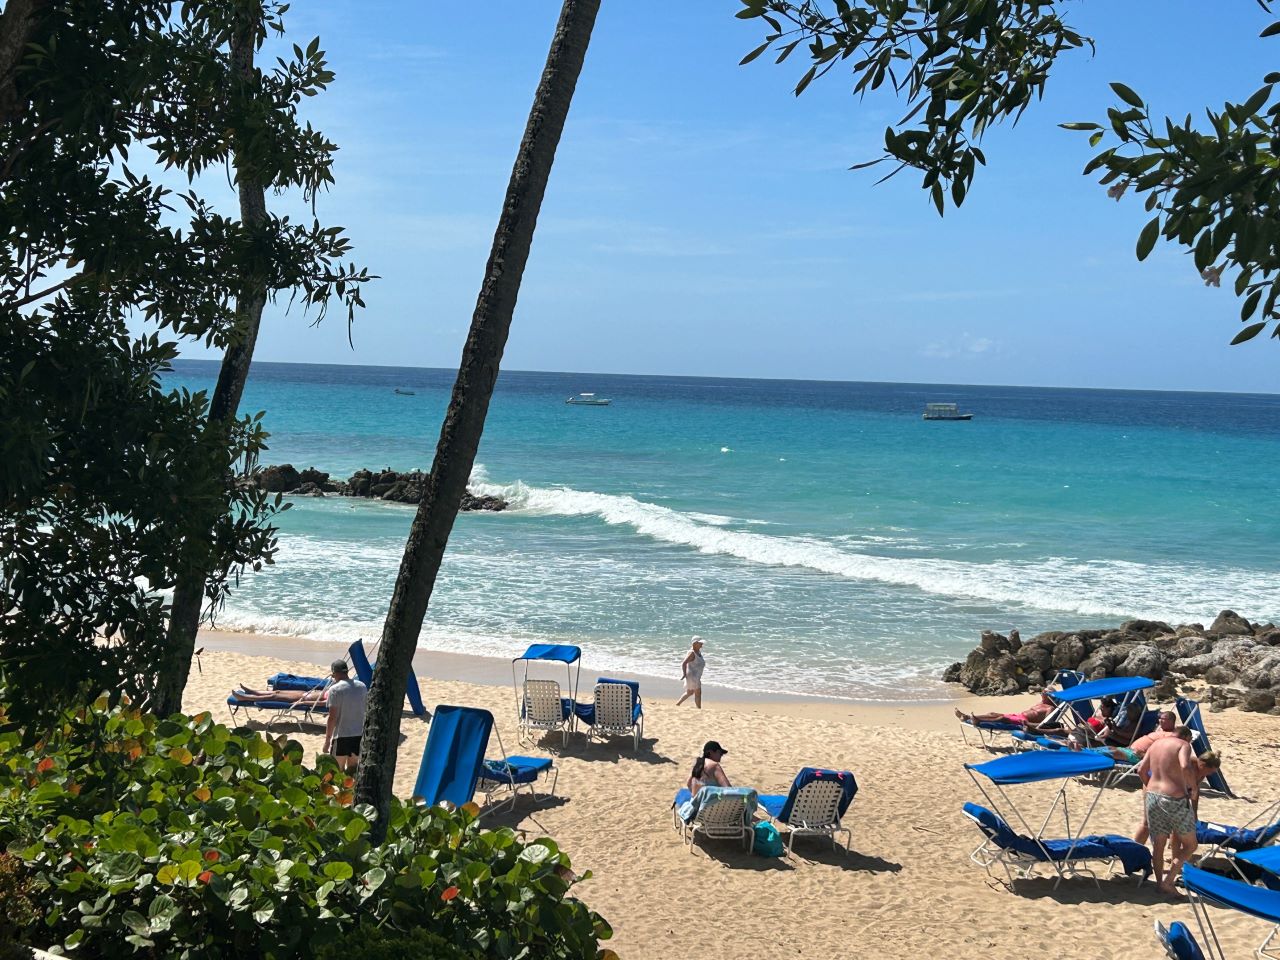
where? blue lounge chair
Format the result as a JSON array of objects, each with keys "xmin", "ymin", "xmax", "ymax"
[
  {"xmin": 672, "ymin": 786, "xmax": 757, "ymax": 853},
  {"xmin": 580, "ymin": 678, "xmax": 643, "ymax": 749},
  {"xmin": 759, "ymin": 768, "xmax": 856, "ymax": 854},
  {"xmin": 1154, "ymin": 920, "xmax": 1207, "ymax": 960},
  {"xmin": 1182, "ymin": 864, "xmax": 1280, "ymax": 959},
  {"xmin": 1176, "ymin": 697, "xmax": 1233, "ymax": 797},
  {"xmin": 267, "ymin": 639, "xmax": 428, "ymax": 718},
  {"xmin": 959, "ymin": 717, "xmax": 1024, "ymax": 751},
  {"xmin": 962, "ymin": 801, "xmax": 1150, "ymax": 888},
  {"xmin": 411, "ymin": 704, "xmax": 556, "ymax": 814},
  {"xmin": 225, "ymin": 689, "xmax": 329, "ymax": 730},
  {"xmin": 1234, "ymin": 846, "xmax": 1280, "ymax": 891}
]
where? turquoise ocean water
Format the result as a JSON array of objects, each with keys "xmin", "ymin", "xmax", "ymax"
[{"xmin": 170, "ymin": 360, "xmax": 1280, "ymax": 700}]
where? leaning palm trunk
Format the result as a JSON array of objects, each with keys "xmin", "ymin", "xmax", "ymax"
[
  {"xmin": 152, "ymin": 20, "xmax": 269, "ymax": 717},
  {"xmin": 354, "ymin": 0, "xmax": 600, "ymax": 838}
]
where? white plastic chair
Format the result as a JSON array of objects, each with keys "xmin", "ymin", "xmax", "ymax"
[{"xmin": 673, "ymin": 792, "xmax": 755, "ymax": 854}]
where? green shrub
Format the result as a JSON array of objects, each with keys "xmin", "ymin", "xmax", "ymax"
[
  {"xmin": 313, "ymin": 922, "xmax": 471, "ymax": 960},
  {"xmin": 0, "ymin": 696, "xmax": 611, "ymax": 959}
]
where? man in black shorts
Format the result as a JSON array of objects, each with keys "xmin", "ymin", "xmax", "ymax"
[{"xmin": 323, "ymin": 660, "xmax": 367, "ymax": 773}]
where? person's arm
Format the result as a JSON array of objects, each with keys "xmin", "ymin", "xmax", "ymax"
[
  {"xmin": 324, "ymin": 695, "xmax": 340, "ymax": 754},
  {"xmin": 707, "ymin": 760, "xmax": 730, "ymax": 788},
  {"xmin": 681, "ymin": 651, "xmax": 695, "ymax": 678},
  {"xmin": 1136, "ymin": 752, "xmax": 1151, "ymax": 791},
  {"xmin": 1180, "ymin": 744, "xmax": 1199, "ymax": 810}
]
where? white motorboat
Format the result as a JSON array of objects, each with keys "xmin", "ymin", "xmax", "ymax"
[
  {"xmin": 922, "ymin": 402, "xmax": 973, "ymax": 421},
  {"xmin": 566, "ymin": 392, "xmax": 611, "ymax": 406}
]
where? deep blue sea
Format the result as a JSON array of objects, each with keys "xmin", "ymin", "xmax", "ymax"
[{"xmin": 169, "ymin": 360, "xmax": 1280, "ymax": 700}]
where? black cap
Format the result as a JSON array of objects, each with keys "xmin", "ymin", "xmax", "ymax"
[
  {"xmin": 331, "ymin": 660, "xmax": 349, "ymax": 674},
  {"xmin": 702, "ymin": 740, "xmax": 727, "ymax": 756}
]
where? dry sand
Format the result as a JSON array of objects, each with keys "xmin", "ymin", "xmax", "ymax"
[{"xmin": 190, "ymin": 630, "xmax": 1279, "ymax": 960}]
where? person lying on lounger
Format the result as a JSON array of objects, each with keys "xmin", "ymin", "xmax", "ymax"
[
  {"xmin": 955, "ymin": 690, "xmax": 1056, "ymax": 729},
  {"xmin": 232, "ymin": 685, "xmax": 328, "ymax": 704},
  {"xmin": 1066, "ymin": 723, "xmax": 1190, "ymax": 766}
]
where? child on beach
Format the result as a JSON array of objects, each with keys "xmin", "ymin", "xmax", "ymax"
[{"xmin": 675, "ymin": 636, "xmax": 705, "ymax": 708}]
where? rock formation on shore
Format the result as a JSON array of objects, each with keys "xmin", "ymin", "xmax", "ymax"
[
  {"xmin": 253, "ymin": 464, "xmax": 508, "ymax": 511},
  {"xmin": 942, "ymin": 611, "xmax": 1280, "ymax": 713}
]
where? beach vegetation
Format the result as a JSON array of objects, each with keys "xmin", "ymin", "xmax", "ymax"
[
  {"xmin": 0, "ymin": 2, "xmax": 367, "ymax": 721},
  {"xmin": 737, "ymin": 0, "xmax": 1280, "ymax": 344},
  {"xmin": 354, "ymin": 0, "xmax": 603, "ymax": 840},
  {"xmin": 0, "ymin": 693, "xmax": 610, "ymax": 959}
]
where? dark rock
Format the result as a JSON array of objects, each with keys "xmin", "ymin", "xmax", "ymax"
[
  {"xmin": 258, "ymin": 463, "xmax": 302, "ymax": 492},
  {"xmin": 1166, "ymin": 635, "xmax": 1214, "ymax": 661},
  {"xmin": 1240, "ymin": 689, "xmax": 1277, "ymax": 713},
  {"xmin": 1175, "ymin": 625, "xmax": 1207, "ymax": 640},
  {"xmin": 1051, "ymin": 635, "xmax": 1086, "ymax": 670},
  {"xmin": 1116, "ymin": 644, "xmax": 1168, "ymax": 679},
  {"xmin": 953, "ymin": 631, "xmax": 1027, "ymax": 695},
  {"xmin": 460, "ymin": 491, "xmax": 508, "ymax": 512},
  {"xmin": 293, "ymin": 482, "xmax": 324, "ymax": 497},
  {"xmin": 1239, "ymin": 652, "xmax": 1280, "ymax": 690},
  {"xmin": 298, "ymin": 467, "xmax": 329, "ymax": 486},
  {"xmin": 1080, "ymin": 643, "xmax": 1135, "ymax": 678},
  {"xmin": 1256, "ymin": 628, "xmax": 1280, "ymax": 647},
  {"xmin": 368, "ymin": 482, "xmax": 394, "ymax": 498},
  {"xmin": 1119, "ymin": 619, "xmax": 1174, "ymax": 638},
  {"xmin": 1210, "ymin": 610, "xmax": 1254, "ymax": 637},
  {"xmin": 942, "ymin": 662, "xmax": 962, "ymax": 683},
  {"xmin": 1014, "ymin": 642, "xmax": 1052, "ymax": 676}
]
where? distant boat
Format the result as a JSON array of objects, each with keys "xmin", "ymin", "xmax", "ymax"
[
  {"xmin": 393, "ymin": 388, "xmax": 416, "ymax": 396},
  {"xmin": 566, "ymin": 392, "xmax": 611, "ymax": 406},
  {"xmin": 922, "ymin": 402, "xmax": 972, "ymax": 421}
]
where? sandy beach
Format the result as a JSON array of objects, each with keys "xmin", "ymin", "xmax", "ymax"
[{"xmin": 193, "ymin": 630, "xmax": 1278, "ymax": 960}]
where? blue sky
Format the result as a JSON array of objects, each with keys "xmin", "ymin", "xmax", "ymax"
[{"xmin": 196, "ymin": 2, "xmax": 1280, "ymax": 392}]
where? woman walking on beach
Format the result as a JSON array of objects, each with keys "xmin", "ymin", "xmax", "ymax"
[{"xmin": 676, "ymin": 636, "xmax": 705, "ymax": 708}]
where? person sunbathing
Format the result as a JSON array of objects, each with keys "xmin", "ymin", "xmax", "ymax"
[
  {"xmin": 955, "ymin": 690, "xmax": 1056, "ymax": 729},
  {"xmin": 232, "ymin": 684, "xmax": 328, "ymax": 704},
  {"xmin": 1066, "ymin": 724, "xmax": 1190, "ymax": 765}
]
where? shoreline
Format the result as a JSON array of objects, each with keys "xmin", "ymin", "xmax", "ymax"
[{"xmin": 198, "ymin": 627, "xmax": 993, "ymax": 732}]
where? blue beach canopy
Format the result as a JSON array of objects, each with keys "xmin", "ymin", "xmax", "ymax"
[
  {"xmin": 1183, "ymin": 864, "xmax": 1280, "ymax": 924},
  {"xmin": 967, "ymin": 750, "xmax": 1115, "ymax": 785},
  {"xmin": 515, "ymin": 644, "xmax": 582, "ymax": 664},
  {"xmin": 1050, "ymin": 675, "xmax": 1154, "ymax": 703},
  {"xmin": 1238, "ymin": 847, "xmax": 1280, "ymax": 876},
  {"xmin": 1176, "ymin": 696, "xmax": 1232, "ymax": 796},
  {"xmin": 412, "ymin": 704, "xmax": 493, "ymax": 808}
]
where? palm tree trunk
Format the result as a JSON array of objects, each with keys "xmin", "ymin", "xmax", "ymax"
[
  {"xmin": 354, "ymin": 0, "xmax": 601, "ymax": 839},
  {"xmin": 152, "ymin": 18, "xmax": 269, "ymax": 717}
]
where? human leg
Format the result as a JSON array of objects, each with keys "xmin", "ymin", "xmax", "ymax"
[
  {"xmin": 693, "ymin": 688, "xmax": 701, "ymax": 709},
  {"xmin": 1167, "ymin": 832, "xmax": 1197, "ymax": 891},
  {"xmin": 1151, "ymin": 833, "xmax": 1170, "ymax": 890}
]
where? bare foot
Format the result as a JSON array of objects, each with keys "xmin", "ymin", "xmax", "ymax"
[{"xmin": 954, "ymin": 708, "xmax": 970, "ymax": 723}]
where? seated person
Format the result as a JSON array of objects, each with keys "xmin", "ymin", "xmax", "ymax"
[
  {"xmin": 1101, "ymin": 704, "xmax": 1144, "ymax": 747},
  {"xmin": 687, "ymin": 740, "xmax": 730, "ymax": 798},
  {"xmin": 955, "ymin": 690, "xmax": 1056, "ymax": 729},
  {"xmin": 231, "ymin": 684, "xmax": 327, "ymax": 704}
]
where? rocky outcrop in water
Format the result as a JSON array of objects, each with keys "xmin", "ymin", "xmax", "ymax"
[
  {"xmin": 942, "ymin": 611, "xmax": 1280, "ymax": 713},
  {"xmin": 252, "ymin": 464, "xmax": 508, "ymax": 511}
]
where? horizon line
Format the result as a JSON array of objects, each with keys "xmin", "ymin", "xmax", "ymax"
[{"xmin": 170, "ymin": 356, "xmax": 1280, "ymax": 400}]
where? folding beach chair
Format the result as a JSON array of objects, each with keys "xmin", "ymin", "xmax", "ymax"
[
  {"xmin": 963, "ymin": 752, "xmax": 1151, "ymax": 889},
  {"xmin": 411, "ymin": 704, "xmax": 556, "ymax": 814},
  {"xmin": 519, "ymin": 679, "xmax": 573, "ymax": 748},
  {"xmin": 265, "ymin": 638, "xmax": 428, "ymax": 718},
  {"xmin": 1195, "ymin": 798, "xmax": 1280, "ymax": 872},
  {"xmin": 759, "ymin": 768, "xmax": 856, "ymax": 855},
  {"xmin": 672, "ymin": 786, "xmax": 757, "ymax": 854},
  {"xmin": 1155, "ymin": 920, "xmax": 1208, "ymax": 960},
  {"xmin": 1176, "ymin": 697, "xmax": 1234, "ymax": 797},
  {"xmin": 1182, "ymin": 864, "xmax": 1280, "ymax": 960},
  {"xmin": 959, "ymin": 717, "xmax": 1024, "ymax": 752},
  {"xmin": 225, "ymin": 687, "xmax": 329, "ymax": 730},
  {"xmin": 585, "ymin": 678, "xmax": 644, "ymax": 750}
]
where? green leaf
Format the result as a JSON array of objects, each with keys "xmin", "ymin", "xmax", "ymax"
[
  {"xmin": 1059, "ymin": 122, "xmax": 1102, "ymax": 131},
  {"xmin": 1136, "ymin": 217, "xmax": 1161, "ymax": 261},
  {"xmin": 739, "ymin": 42, "xmax": 770, "ymax": 66},
  {"xmin": 322, "ymin": 861, "xmax": 353, "ymax": 881},
  {"xmin": 1110, "ymin": 82, "xmax": 1145, "ymax": 109},
  {"xmin": 1231, "ymin": 321, "xmax": 1267, "ymax": 344}
]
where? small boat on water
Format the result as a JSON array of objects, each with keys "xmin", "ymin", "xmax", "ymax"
[
  {"xmin": 922, "ymin": 402, "xmax": 972, "ymax": 421},
  {"xmin": 566, "ymin": 392, "xmax": 611, "ymax": 406},
  {"xmin": 393, "ymin": 388, "xmax": 416, "ymax": 396}
]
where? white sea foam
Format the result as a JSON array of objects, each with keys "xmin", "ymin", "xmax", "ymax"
[{"xmin": 468, "ymin": 477, "xmax": 1280, "ymax": 623}]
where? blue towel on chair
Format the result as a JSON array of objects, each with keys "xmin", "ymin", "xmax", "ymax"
[{"xmin": 674, "ymin": 786, "xmax": 757, "ymax": 824}]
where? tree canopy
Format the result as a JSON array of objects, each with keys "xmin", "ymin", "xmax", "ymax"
[
  {"xmin": 0, "ymin": 1, "xmax": 366, "ymax": 719},
  {"xmin": 738, "ymin": 0, "xmax": 1280, "ymax": 345}
]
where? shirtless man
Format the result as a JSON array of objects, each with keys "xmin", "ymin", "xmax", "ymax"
[
  {"xmin": 1137, "ymin": 733, "xmax": 1200, "ymax": 893},
  {"xmin": 1128, "ymin": 710, "xmax": 1178, "ymax": 753}
]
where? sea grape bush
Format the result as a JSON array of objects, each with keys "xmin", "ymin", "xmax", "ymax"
[{"xmin": 0, "ymin": 696, "xmax": 611, "ymax": 959}]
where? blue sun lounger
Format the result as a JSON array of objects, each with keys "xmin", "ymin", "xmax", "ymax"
[
  {"xmin": 225, "ymin": 690, "xmax": 329, "ymax": 730},
  {"xmin": 1182, "ymin": 863, "xmax": 1280, "ymax": 959},
  {"xmin": 1176, "ymin": 696, "xmax": 1233, "ymax": 797},
  {"xmin": 759, "ymin": 767, "xmax": 857, "ymax": 854},
  {"xmin": 411, "ymin": 704, "xmax": 556, "ymax": 814},
  {"xmin": 267, "ymin": 638, "xmax": 428, "ymax": 718}
]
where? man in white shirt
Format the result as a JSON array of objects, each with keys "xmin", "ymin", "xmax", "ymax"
[{"xmin": 323, "ymin": 660, "xmax": 367, "ymax": 773}]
